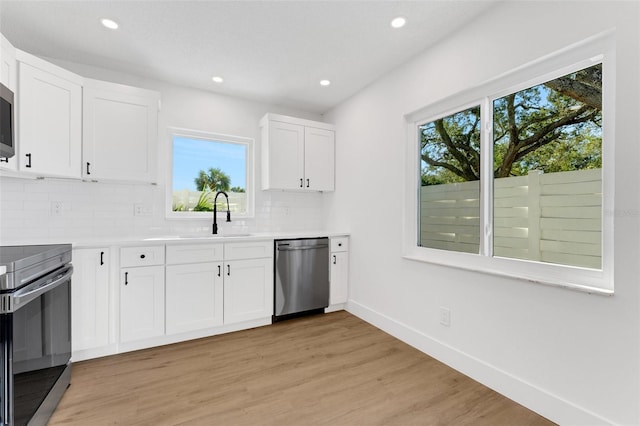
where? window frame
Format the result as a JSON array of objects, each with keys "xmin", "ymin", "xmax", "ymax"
[
  {"xmin": 403, "ymin": 30, "xmax": 615, "ymax": 294},
  {"xmin": 166, "ymin": 127, "xmax": 255, "ymax": 220}
]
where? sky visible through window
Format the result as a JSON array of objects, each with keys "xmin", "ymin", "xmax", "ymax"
[{"xmin": 173, "ymin": 136, "xmax": 246, "ymax": 191}]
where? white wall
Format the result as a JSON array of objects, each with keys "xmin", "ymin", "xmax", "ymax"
[
  {"xmin": 0, "ymin": 59, "xmax": 328, "ymax": 244},
  {"xmin": 325, "ymin": 1, "xmax": 639, "ymax": 425}
]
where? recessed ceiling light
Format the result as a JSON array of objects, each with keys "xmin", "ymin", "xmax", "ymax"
[
  {"xmin": 390, "ymin": 16, "xmax": 406, "ymax": 29},
  {"xmin": 212, "ymin": 76, "xmax": 224, "ymax": 83},
  {"xmin": 100, "ymin": 18, "xmax": 119, "ymax": 30},
  {"xmin": 320, "ymin": 79, "xmax": 331, "ymax": 86}
]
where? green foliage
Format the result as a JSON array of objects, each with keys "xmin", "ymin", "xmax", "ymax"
[
  {"xmin": 420, "ymin": 106, "xmax": 481, "ymax": 184},
  {"xmin": 421, "ymin": 63, "xmax": 602, "ymax": 185},
  {"xmin": 172, "ymin": 203, "xmax": 185, "ymax": 212},
  {"xmin": 230, "ymin": 186, "xmax": 245, "ymax": 193},
  {"xmin": 194, "ymin": 168, "xmax": 231, "ymax": 192},
  {"xmin": 193, "ymin": 191, "xmax": 213, "ymax": 212}
]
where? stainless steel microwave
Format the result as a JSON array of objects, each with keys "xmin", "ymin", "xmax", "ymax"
[{"xmin": 0, "ymin": 82, "xmax": 15, "ymax": 159}]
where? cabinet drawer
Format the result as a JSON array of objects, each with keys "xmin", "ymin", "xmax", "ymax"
[
  {"xmin": 224, "ymin": 240, "xmax": 273, "ymax": 261},
  {"xmin": 330, "ymin": 236, "xmax": 349, "ymax": 252},
  {"xmin": 120, "ymin": 245, "xmax": 165, "ymax": 267},
  {"xmin": 166, "ymin": 243, "xmax": 223, "ymax": 265}
]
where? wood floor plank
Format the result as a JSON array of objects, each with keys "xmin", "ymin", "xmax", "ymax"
[{"xmin": 49, "ymin": 311, "xmax": 555, "ymax": 425}]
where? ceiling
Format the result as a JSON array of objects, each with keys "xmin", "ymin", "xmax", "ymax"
[{"xmin": 0, "ymin": 1, "xmax": 497, "ymax": 114}]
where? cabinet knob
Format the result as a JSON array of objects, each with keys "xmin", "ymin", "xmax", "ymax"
[
  {"xmin": 25, "ymin": 153, "xmax": 32, "ymax": 168},
  {"xmin": 100, "ymin": 251, "xmax": 104, "ymax": 266},
  {"xmin": 140, "ymin": 254, "xmax": 146, "ymax": 259},
  {"xmin": 125, "ymin": 272, "xmax": 129, "ymax": 285}
]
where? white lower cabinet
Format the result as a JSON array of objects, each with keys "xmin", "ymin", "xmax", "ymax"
[
  {"xmin": 166, "ymin": 241, "xmax": 273, "ymax": 331},
  {"xmin": 120, "ymin": 262, "xmax": 165, "ymax": 343},
  {"xmin": 224, "ymin": 257, "xmax": 273, "ymax": 324},
  {"xmin": 72, "ymin": 248, "xmax": 110, "ymax": 352},
  {"xmin": 166, "ymin": 243, "xmax": 225, "ymax": 334},
  {"xmin": 76, "ymin": 239, "xmax": 277, "ymax": 358},
  {"xmin": 166, "ymin": 263, "xmax": 224, "ymax": 333},
  {"xmin": 120, "ymin": 246, "xmax": 166, "ymax": 343},
  {"xmin": 330, "ymin": 236, "xmax": 349, "ymax": 305}
]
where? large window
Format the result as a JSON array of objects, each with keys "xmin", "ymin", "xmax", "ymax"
[
  {"xmin": 408, "ymin": 33, "xmax": 613, "ymax": 293},
  {"xmin": 167, "ymin": 128, "xmax": 254, "ymax": 218}
]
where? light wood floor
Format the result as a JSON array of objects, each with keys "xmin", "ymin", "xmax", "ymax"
[{"xmin": 50, "ymin": 311, "xmax": 554, "ymax": 425}]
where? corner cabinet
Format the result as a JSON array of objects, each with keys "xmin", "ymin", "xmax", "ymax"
[
  {"xmin": 82, "ymin": 78, "xmax": 160, "ymax": 183},
  {"xmin": 16, "ymin": 50, "xmax": 82, "ymax": 178},
  {"xmin": 260, "ymin": 113, "xmax": 335, "ymax": 191}
]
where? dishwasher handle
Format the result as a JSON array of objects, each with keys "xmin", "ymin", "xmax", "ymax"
[{"xmin": 277, "ymin": 244, "xmax": 329, "ymax": 251}]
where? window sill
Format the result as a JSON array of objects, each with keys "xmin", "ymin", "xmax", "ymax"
[{"xmin": 402, "ymin": 249, "xmax": 613, "ymax": 296}]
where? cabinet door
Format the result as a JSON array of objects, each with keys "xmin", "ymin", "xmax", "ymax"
[
  {"xmin": 224, "ymin": 258, "xmax": 273, "ymax": 324},
  {"xmin": 72, "ymin": 248, "xmax": 110, "ymax": 352},
  {"xmin": 17, "ymin": 60, "xmax": 81, "ymax": 178},
  {"xmin": 304, "ymin": 127, "xmax": 335, "ymax": 191},
  {"xmin": 120, "ymin": 266, "xmax": 164, "ymax": 342},
  {"xmin": 83, "ymin": 80, "xmax": 159, "ymax": 182},
  {"xmin": 1, "ymin": 35, "xmax": 16, "ymax": 91},
  {"xmin": 0, "ymin": 35, "xmax": 17, "ymax": 171},
  {"xmin": 330, "ymin": 251, "xmax": 349, "ymax": 305},
  {"xmin": 265, "ymin": 121, "xmax": 304, "ymax": 190},
  {"xmin": 166, "ymin": 262, "xmax": 224, "ymax": 334}
]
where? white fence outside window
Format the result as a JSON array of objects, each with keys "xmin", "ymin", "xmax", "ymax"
[{"xmin": 420, "ymin": 168, "xmax": 602, "ymax": 269}]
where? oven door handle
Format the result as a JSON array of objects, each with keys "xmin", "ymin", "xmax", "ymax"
[{"xmin": 8, "ymin": 265, "xmax": 74, "ymax": 313}]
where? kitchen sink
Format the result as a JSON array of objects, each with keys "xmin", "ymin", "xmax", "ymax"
[{"xmin": 144, "ymin": 233, "xmax": 253, "ymax": 241}]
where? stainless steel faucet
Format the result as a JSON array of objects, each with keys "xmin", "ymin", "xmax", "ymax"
[{"xmin": 212, "ymin": 191, "xmax": 231, "ymax": 234}]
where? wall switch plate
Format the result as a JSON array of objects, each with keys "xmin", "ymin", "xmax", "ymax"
[
  {"xmin": 50, "ymin": 201, "xmax": 63, "ymax": 216},
  {"xmin": 439, "ymin": 307, "xmax": 451, "ymax": 327}
]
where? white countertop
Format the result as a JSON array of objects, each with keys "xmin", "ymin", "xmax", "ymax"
[{"xmin": 71, "ymin": 230, "xmax": 350, "ymax": 248}]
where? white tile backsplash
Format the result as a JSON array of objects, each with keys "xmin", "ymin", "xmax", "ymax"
[{"xmin": 0, "ymin": 176, "xmax": 325, "ymax": 244}]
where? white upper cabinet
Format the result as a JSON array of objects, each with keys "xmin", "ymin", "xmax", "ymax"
[
  {"xmin": 0, "ymin": 34, "xmax": 17, "ymax": 171},
  {"xmin": 16, "ymin": 50, "xmax": 82, "ymax": 178},
  {"xmin": 1, "ymin": 35, "xmax": 17, "ymax": 91},
  {"xmin": 82, "ymin": 78, "xmax": 160, "ymax": 183},
  {"xmin": 304, "ymin": 126, "xmax": 335, "ymax": 191},
  {"xmin": 261, "ymin": 113, "xmax": 335, "ymax": 191}
]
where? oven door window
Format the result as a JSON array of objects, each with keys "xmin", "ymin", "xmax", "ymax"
[{"xmin": 8, "ymin": 279, "xmax": 71, "ymax": 426}]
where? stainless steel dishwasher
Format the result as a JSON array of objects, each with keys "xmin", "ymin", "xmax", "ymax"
[{"xmin": 274, "ymin": 238, "xmax": 329, "ymax": 321}]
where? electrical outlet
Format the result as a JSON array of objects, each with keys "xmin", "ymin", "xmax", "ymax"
[
  {"xmin": 439, "ymin": 307, "xmax": 451, "ymax": 327},
  {"xmin": 134, "ymin": 203, "xmax": 153, "ymax": 216},
  {"xmin": 50, "ymin": 201, "xmax": 63, "ymax": 217}
]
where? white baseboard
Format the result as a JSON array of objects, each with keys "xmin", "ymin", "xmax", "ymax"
[
  {"xmin": 325, "ymin": 303, "xmax": 346, "ymax": 313},
  {"xmin": 346, "ymin": 300, "xmax": 611, "ymax": 426}
]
